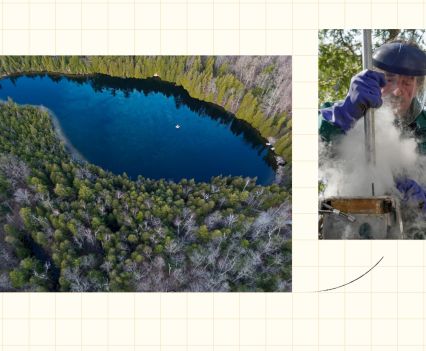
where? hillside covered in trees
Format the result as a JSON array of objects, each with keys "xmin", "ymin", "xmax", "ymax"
[
  {"xmin": 0, "ymin": 56, "xmax": 292, "ymax": 163},
  {"xmin": 0, "ymin": 56, "xmax": 292, "ymax": 292}
]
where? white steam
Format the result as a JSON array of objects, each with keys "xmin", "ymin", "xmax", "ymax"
[
  {"xmin": 320, "ymin": 103, "xmax": 426, "ymax": 238},
  {"xmin": 320, "ymin": 104, "xmax": 419, "ymax": 198}
]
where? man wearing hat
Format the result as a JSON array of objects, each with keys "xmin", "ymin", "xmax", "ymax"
[{"xmin": 319, "ymin": 40, "xmax": 426, "ymax": 210}]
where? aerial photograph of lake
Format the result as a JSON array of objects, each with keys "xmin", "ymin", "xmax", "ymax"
[{"xmin": 0, "ymin": 56, "xmax": 292, "ymax": 292}]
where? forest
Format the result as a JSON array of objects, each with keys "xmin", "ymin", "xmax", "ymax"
[{"xmin": 0, "ymin": 56, "xmax": 292, "ymax": 292}]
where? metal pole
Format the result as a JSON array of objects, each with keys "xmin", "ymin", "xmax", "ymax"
[{"xmin": 362, "ymin": 30, "xmax": 376, "ymax": 167}]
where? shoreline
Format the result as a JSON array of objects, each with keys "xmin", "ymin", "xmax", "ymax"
[
  {"xmin": 0, "ymin": 73, "xmax": 284, "ymax": 185},
  {"xmin": 0, "ymin": 97, "xmax": 87, "ymax": 163},
  {"xmin": 38, "ymin": 105, "xmax": 87, "ymax": 163},
  {"xmin": 0, "ymin": 70, "xmax": 286, "ymax": 164}
]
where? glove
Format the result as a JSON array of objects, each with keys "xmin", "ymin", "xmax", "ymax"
[
  {"xmin": 320, "ymin": 70, "xmax": 386, "ymax": 132},
  {"xmin": 395, "ymin": 177, "xmax": 426, "ymax": 211}
]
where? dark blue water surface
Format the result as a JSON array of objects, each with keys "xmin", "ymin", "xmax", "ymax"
[{"xmin": 0, "ymin": 74, "xmax": 276, "ymax": 184}]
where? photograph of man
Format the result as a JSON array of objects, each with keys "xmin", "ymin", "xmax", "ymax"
[{"xmin": 318, "ymin": 30, "xmax": 426, "ymax": 239}]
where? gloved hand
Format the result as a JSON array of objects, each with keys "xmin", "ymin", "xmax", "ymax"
[
  {"xmin": 321, "ymin": 70, "xmax": 386, "ymax": 132},
  {"xmin": 396, "ymin": 177, "xmax": 426, "ymax": 211}
]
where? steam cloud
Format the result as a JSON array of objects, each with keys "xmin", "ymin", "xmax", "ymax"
[{"xmin": 319, "ymin": 103, "xmax": 426, "ymax": 237}]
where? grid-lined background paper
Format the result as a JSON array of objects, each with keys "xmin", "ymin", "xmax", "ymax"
[{"xmin": 1, "ymin": 0, "xmax": 426, "ymax": 350}]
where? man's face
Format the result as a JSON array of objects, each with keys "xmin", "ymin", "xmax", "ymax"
[{"xmin": 381, "ymin": 72, "xmax": 418, "ymax": 118}]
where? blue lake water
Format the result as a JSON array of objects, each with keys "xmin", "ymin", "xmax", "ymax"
[{"xmin": 0, "ymin": 74, "xmax": 276, "ymax": 184}]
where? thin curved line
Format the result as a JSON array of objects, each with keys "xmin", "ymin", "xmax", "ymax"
[{"xmin": 316, "ymin": 256, "xmax": 384, "ymax": 293}]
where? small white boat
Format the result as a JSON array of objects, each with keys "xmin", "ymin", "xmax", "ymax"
[
  {"xmin": 176, "ymin": 124, "xmax": 181, "ymax": 129},
  {"xmin": 266, "ymin": 142, "xmax": 271, "ymax": 146},
  {"xmin": 271, "ymin": 147, "xmax": 275, "ymax": 151}
]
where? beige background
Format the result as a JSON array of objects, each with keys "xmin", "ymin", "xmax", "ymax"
[{"xmin": 1, "ymin": 0, "xmax": 426, "ymax": 349}]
